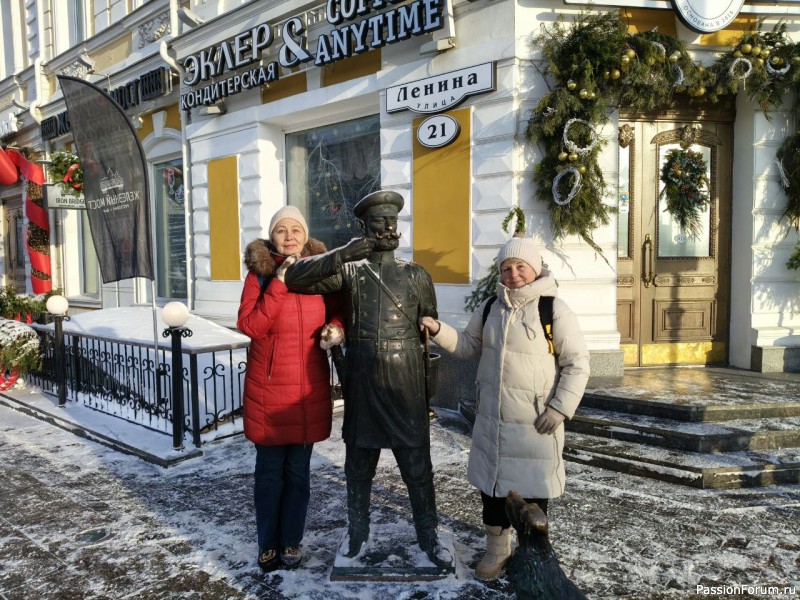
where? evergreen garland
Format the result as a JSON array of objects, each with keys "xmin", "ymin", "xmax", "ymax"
[
  {"xmin": 659, "ymin": 149, "xmax": 709, "ymax": 239},
  {"xmin": 48, "ymin": 150, "xmax": 83, "ymax": 197}
]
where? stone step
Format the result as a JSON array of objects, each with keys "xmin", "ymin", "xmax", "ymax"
[
  {"xmin": 568, "ymin": 407, "xmax": 800, "ymax": 453},
  {"xmin": 581, "ymin": 392, "xmax": 800, "ymax": 422},
  {"xmin": 564, "ymin": 432, "xmax": 800, "ymax": 489}
]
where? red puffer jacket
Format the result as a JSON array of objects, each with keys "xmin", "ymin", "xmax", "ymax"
[{"xmin": 237, "ymin": 237, "xmax": 341, "ymax": 446}]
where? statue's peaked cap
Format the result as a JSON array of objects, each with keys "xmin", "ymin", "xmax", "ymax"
[{"xmin": 353, "ymin": 190, "xmax": 404, "ymax": 219}]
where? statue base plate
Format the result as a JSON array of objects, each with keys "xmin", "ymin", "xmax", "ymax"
[{"xmin": 330, "ymin": 523, "xmax": 456, "ymax": 582}]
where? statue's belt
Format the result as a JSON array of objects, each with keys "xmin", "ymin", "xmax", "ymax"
[{"xmin": 350, "ymin": 337, "xmax": 421, "ymax": 352}]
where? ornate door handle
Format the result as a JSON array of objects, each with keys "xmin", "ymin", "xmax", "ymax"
[{"xmin": 642, "ymin": 234, "xmax": 656, "ymax": 288}]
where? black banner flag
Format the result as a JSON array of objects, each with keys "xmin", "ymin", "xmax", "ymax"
[{"xmin": 58, "ymin": 75, "xmax": 154, "ymax": 283}]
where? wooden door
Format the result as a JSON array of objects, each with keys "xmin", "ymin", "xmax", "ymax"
[
  {"xmin": 2, "ymin": 198, "xmax": 27, "ymax": 294},
  {"xmin": 617, "ymin": 111, "xmax": 733, "ymax": 366}
]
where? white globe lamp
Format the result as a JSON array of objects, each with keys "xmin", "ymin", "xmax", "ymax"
[
  {"xmin": 162, "ymin": 301, "xmax": 190, "ymax": 328},
  {"xmin": 46, "ymin": 294, "xmax": 69, "ymax": 316}
]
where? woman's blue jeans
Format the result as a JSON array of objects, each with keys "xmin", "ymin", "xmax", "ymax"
[{"xmin": 254, "ymin": 443, "xmax": 313, "ymax": 550}]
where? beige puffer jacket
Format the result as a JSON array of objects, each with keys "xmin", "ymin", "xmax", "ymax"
[{"xmin": 432, "ymin": 269, "xmax": 589, "ymax": 499}]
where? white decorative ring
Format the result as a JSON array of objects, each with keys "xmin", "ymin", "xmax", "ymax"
[
  {"xmin": 552, "ymin": 167, "xmax": 582, "ymax": 206},
  {"xmin": 765, "ymin": 60, "xmax": 791, "ymax": 76},
  {"xmin": 728, "ymin": 57, "xmax": 752, "ymax": 81},
  {"xmin": 672, "ymin": 64, "xmax": 684, "ymax": 87},
  {"xmin": 562, "ymin": 118, "xmax": 598, "ymax": 156}
]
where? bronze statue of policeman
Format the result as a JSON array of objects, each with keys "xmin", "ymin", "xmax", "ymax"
[{"xmin": 284, "ymin": 190, "xmax": 450, "ymax": 567}]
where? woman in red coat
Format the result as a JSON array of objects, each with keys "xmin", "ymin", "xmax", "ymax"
[{"xmin": 237, "ymin": 206, "xmax": 343, "ymax": 573}]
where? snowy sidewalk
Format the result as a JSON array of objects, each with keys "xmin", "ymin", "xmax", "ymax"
[{"xmin": 0, "ymin": 387, "xmax": 799, "ymax": 599}]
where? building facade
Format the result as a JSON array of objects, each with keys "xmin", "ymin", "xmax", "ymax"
[{"xmin": 1, "ymin": 1, "xmax": 799, "ymax": 409}]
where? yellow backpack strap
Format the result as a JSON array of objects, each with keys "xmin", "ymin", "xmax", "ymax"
[{"xmin": 539, "ymin": 296, "xmax": 555, "ymax": 355}]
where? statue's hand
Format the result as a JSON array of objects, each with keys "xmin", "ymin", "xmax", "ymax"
[
  {"xmin": 535, "ymin": 406, "xmax": 565, "ymax": 435},
  {"xmin": 275, "ymin": 254, "xmax": 299, "ymax": 283},
  {"xmin": 419, "ymin": 316, "xmax": 440, "ymax": 335},
  {"xmin": 337, "ymin": 237, "xmax": 375, "ymax": 263},
  {"xmin": 320, "ymin": 324, "xmax": 345, "ymax": 350}
]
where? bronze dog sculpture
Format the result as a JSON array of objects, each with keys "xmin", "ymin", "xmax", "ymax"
[{"xmin": 504, "ymin": 491, "xmax": 587, "ymax": 600}]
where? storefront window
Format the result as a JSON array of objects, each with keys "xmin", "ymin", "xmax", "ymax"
[
  {"xmin": 286, "ymin": 115, "xmax": 381, "ymax": 250},
  {"xmin": 154, "ymin": 159, "xmax": 186, "ymax": 298},
  {"xmin": 79, "ymin": 211, "xmax": 99, "ymax": 295}
]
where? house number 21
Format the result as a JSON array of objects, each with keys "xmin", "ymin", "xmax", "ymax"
[{"xmin": 416, "ymin": 115, "xmax": 461, "ymax": 149}]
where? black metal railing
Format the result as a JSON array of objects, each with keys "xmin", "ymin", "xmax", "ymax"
[{"xmin": 28, "ymin": 324, "xmax": 250, "ymax": 448}]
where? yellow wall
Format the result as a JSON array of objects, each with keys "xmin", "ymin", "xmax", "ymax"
[
  {"xmin": 137, "ymin": 104, "xmax": 181, "ymax": 142},
  {"xmin": 322, "ymin": 49, "xmax": 381, "ymax": 87},
  {"xmin": 261, "ymin": 72, "xmax": 308, "ymax": 104},
  {"xmin": 412, "ymin": 107, "xmax": 471, "ymax": 284},
  {"xmin": 207, "ymin": 156, "xmax": 241, "ymax": 280},
  {"xmin": 622, "ymin": 8, "xmax": 677, "ymax": 36}
]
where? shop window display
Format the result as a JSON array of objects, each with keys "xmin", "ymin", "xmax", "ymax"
[
  {"xmin": 286, "ymin": 115, "xmax": 381, "ymax": 250},
  {"xmin": 154, "ymin": 159, "xmax": 187, "ymax": 298}
]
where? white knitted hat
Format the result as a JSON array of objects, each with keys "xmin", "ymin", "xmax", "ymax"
[
  {"xmin": 269, "ymin": 206, "xmax": 309, "ymax": 240},
  {"xmin": 496, "ymin": 237, "xmax": 542, "ymax": 276}
]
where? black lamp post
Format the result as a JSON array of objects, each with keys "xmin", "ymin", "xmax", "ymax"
[
  {"xmin": 46, "ymin": 294, "xmax": 69, "ymax": 406},
  {"xmin": 162, "ymin": 302, "xmax": 192, "ymax": 450}
]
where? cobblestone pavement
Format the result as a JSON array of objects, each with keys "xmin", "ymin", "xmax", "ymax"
[{"xmin": 0, "ymin": 401, "xmax": 798, "ymax": 600}]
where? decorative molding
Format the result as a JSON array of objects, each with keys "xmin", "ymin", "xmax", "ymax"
[
  {"xmin": 59, "ymin": 54, "xmax": 96, "ymax": 79},
  {"xmin": 617, "ymin": 275, "xmax": 636, "ymax": 286},
  {"xmin": 618, "ymin": 123, "xmax": 634, "ymax": 148},
  {"xmin": 654, "ymin": 274, "xmax": 717, "ymax": 286},
  {"xmin": 138, "ymin": 11, "xmax": 171, "ymax": 48}
]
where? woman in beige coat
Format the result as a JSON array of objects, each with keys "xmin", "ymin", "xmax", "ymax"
[{"xmin": 421, "ymin": 236, "xmax": 590, "ymax": 581}]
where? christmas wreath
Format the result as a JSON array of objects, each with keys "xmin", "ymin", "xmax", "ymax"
[
  {"xmin": 659, "ymin": 148, "xmax": 709, "ymax": 239},
  {"xmin": 48, "ymin": 151, "xmax": 83, "ymax": 197}
]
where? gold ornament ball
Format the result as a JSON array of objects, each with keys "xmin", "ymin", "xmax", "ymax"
[
  {"xmin": 558, "ymin": 152, "xmax": 568, "ymax": 162},
  {"xmin": 757, "ymin": 58, "xmax": 764, "ymax": 66},
  {"xmin": 669, "ymin": 52, "xmax": 681, "ymax": 63},
  {"xmin": 625, "ymin": 49, "xmax": 636, "ymax": 60},
  {"xmin": 621, "ymin": 56, "xmax": 631, "ymax": 66},
  {"xmin": 603, "ymin": 70, "xmax": 610, "ymax": 80},
  {"xmin": 675, "ymin": 169, "xmax": 682, "ymax": 177},
  {"xmin": 697, "ymin": 65, "xmax": 705, "ymax": 73},
  {"xmin": 696, "ymin": 86, "xmax": 706, "ymax": 96},
  {"xmin": 791, "ymin": 56, "xmax": 800, "ymax": 66},
  {"xmin": 770, "ymin": 55, "xmax": 781, "ymax": 65},
  {"xmin": 611, "ymin": 69, "xmax": 621, "ymax": 80},
  {"xmin": 567, "ymin": 80, "xmax": 577, "ymax": 90},
  {"xmin": 646, "ymin": 57, "xmax": 656, "ymax": 66},
  {"xmin": 568, "ymin": 152, "xmax": 579, "ymax": 162},
  {"xmin": 578, "ymin": 165, "xmax": 587, "ymax": 174},
  {"xmin": 579, "ymin": 88, "xmax": 589, "ymax": 99},
  {"xmin": 740, "ymin": 43, "xmax": 752, "ymax": 54},
  {"xmin": 760, "ymin": 48, "xmax": 770, "ymax": 58},
  {"xmin": 733, "ymin": 50, "xmax": 743, "ymax": 58},
  {"xmin": 589, "ymin": 91, "xmax": 597, "ymax": 100},
  {"xmin": 751, "ymin": 46, "xmax": 761, "ymax": 56}
]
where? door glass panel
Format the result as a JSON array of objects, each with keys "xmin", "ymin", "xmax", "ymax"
[
  {"xmin": 657, "ymin": 143, "xmax": 711, "ymax": 258},
  {"xmin": 154, "ymin": 159, "xmax": 186, "ymax": 298},
  {"xmin": 286, "ymin": 115, "xmax": 381, "ymax": 250},
  {"xmin": 618, "ymin": 144, "xmax": 631, "ymax": 259}
]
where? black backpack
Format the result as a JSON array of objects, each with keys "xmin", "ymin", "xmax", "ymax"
[{"xmin": 481, "ymin": 295, "xmax": 555, "ymax": 355}]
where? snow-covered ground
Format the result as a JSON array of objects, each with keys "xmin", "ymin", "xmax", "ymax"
[{"xmin": 0, "ymin": 397, "xmax": 798, "ymax": 600}]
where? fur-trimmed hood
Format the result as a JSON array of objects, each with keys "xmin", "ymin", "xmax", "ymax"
[{"xmin": 243, "ymin": 237, "xmax": 327, "ymax": 279}]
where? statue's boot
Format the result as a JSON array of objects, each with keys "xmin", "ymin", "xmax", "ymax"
[
  {"xmin": 344, "ymin": 479, "xmax": 371, "ymax": 557},
  {"xmin": 409, "ymin": 483, "xmax": 451, "ymax": 568}
]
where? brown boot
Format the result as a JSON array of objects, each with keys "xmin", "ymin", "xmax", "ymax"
[{"xmin": 474, "ymin": 524, "xmax": 511, "ymax": 580}]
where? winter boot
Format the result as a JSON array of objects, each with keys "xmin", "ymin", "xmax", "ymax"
[{"xmin": 474, "ymin": 525, "xmax": 512, "ymax": 580}]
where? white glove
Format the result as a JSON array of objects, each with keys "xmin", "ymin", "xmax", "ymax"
[
  {"xmin": 320, "ymin": 324, "xmax": 345, "ymax": 350},
  {"xmin": 419, "ymin": 316, "xmax": 440, "ymax": 335},
  {"xmin": 535, "ymin": 406, "xmax": 566, "ymax": 435},
  {"xmin": 275, "ymin": 255, "xmax": 298, "ymax": 283}
]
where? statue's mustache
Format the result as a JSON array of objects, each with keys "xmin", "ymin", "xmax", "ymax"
[{"xmin": 374, "ymin": 231, "xmax": 400, "ymax": 240}]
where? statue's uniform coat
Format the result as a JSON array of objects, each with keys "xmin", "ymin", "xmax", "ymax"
[{"xmin": 285, "ymin": 250, "xmax": 437, "ymax": 448}]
